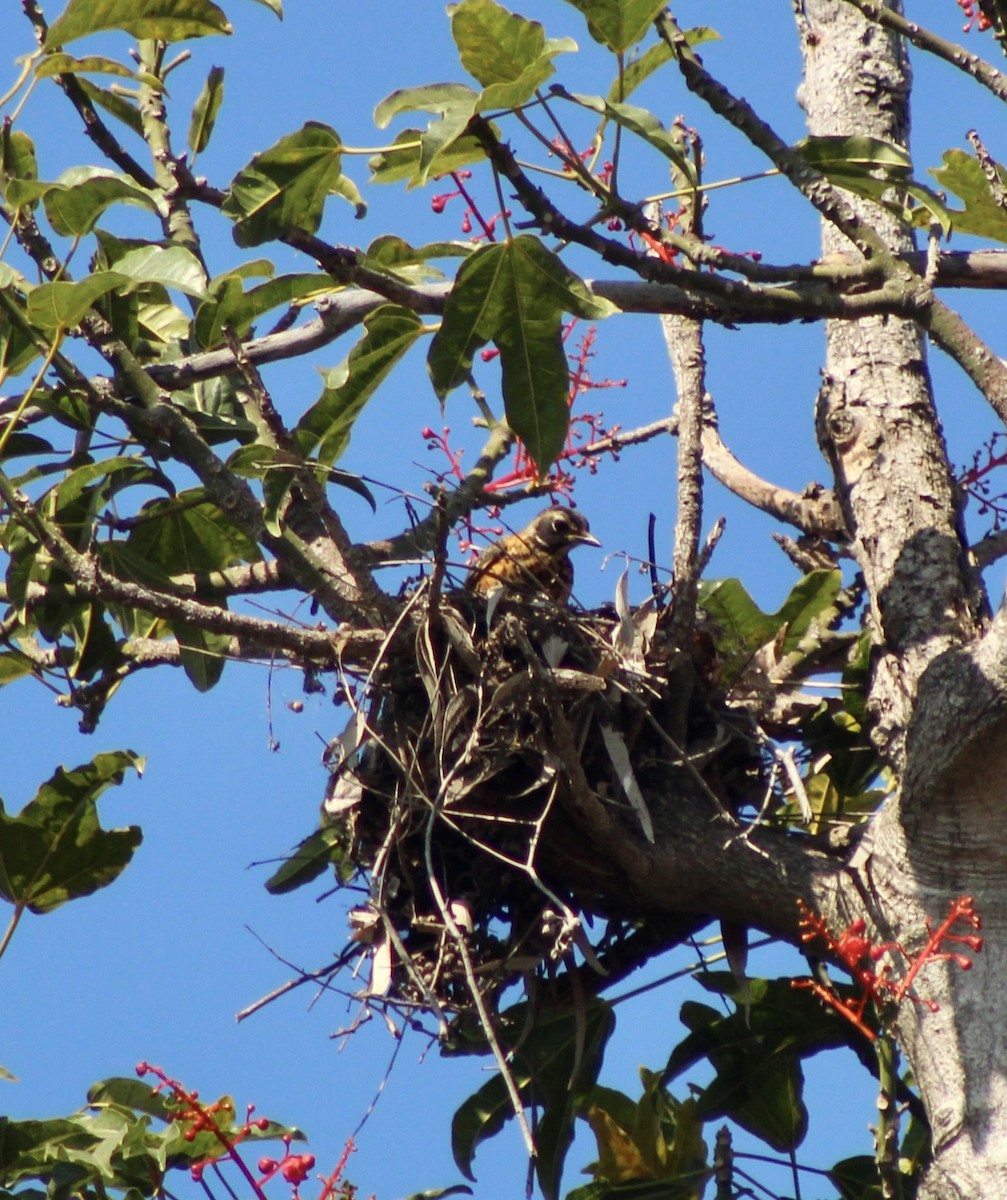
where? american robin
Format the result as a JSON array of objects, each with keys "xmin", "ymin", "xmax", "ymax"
[{"xmin": 465, "ymin": 507, "xmax": 601, "ymax": 604}]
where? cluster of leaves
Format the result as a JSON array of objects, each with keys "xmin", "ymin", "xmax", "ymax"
[
  {"xmin": 0, "ymin": 1069, "xmax": 340, "ymax": 1200},
  {"xmin": 443, "ymin": 971, "xmax": 931, "ymax": 1200},
  {"xmin": 0, "ymin": 750, "xmax": 142, "ymax": 967}
]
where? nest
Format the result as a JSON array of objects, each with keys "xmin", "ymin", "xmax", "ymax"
[{"xmin": 325, "ymin": 586, "xmax": 765, "ymax": 1026}]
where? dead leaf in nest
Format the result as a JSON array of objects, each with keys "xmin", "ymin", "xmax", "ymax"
[
  {"xmin": 611, "ymin": 567, "xmax": 659, "ymax": 674},
  {"xmin": 369, "ymin": 936, "xmax": 393, "ymax": 996},
  {"xmin": 322, "ymin": 708, "xmax": 368, "ymax": 815},
  {"xmin": 440, "ymin": 607, "xmax": 481, "ymax": 673},
  {"xmin": 542, "ymin": 634, "xmax": 568, "ymax": 667},
  {"xmin": 348, "ymin": 905, "xmax": 380, "ymax": 943},
  {"xmin": 324, "ymin": 767, "xmax": 364, "ymax": 815},
  {"xmin": 490, "ymin": 670, "xmax": 533, "ymax": 709},
  {"xmin": 549, "ymin": 668, "xmax": 607, "ymax": 692},
  {"xmin": 440, "ymin": 685, "xmax": 480, "ymax": 759},
  {"xmin": 600, "ymin": 722, "xmax": 656, "ymax": 843},
  {"xmin": 449, "ymin": 898, "xmax": 474, "ymax": 934}
]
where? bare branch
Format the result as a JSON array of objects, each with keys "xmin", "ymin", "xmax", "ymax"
[
  {"xmin": 840, "ymin": 0, "xmax": 1007, "ymax": 104},
  {"xmin": 701, "ymin": 409, "xmax": 847, "ymax": 538}
]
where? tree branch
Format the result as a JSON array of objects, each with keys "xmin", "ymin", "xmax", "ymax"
[
  {"xmin": 839, "ymin": 0, "xmax": 1007, "ymax": 104},
  {"xmin": 0, "ymin": 478, "xmax": 339, "ymax": 660},
  {"xmin": 660, "ymin": 9, "xmax": 1007, "ymax": 445}
]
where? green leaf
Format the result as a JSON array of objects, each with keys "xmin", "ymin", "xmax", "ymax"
[
  {"xmin": 45, "ymin": 0, "xmax": 232, "ymax": 47},
  {"xmin": 8, "ymin": 169, "xmax": 162, "ymax": 238},
  {"xmin": 929, "ymin": 148, "xmax": 1007, "ymax": 243},
  {"xmin": 26, "ymin": 274, "xmax": 125, "ymax": 330},
  {"xmin": 45, "ymin": 456, "xmax": 164, "ymax": 548},
  {"xmin": 226, "ymin": 444, "xmax": 376, "ymax": 513},
  {"xmin": 829, "ymin": 1156, "xmax": 889, "ymax": 1200},
  {"xmin": 452, "ymin": 0, "xmax": 548, "ymax": 85},
  {"xmin": 450, "ymin": 999, "xmax": 615, "ymax": 1200},
  {"xmin": 698, "ymin": 569, "xmax": 841, "ymax": 683},
  {"xmin": 173, "ymin": 621, "xmax": 229, "ymax": 692},
  {"xmin": 0, "ymin": 652, "xmax": 34, "ymax": 686},
  {"xmin": 0, "ymin": 751, "xmax": 143, "ymax": 915},
  {"xmin": 35, "ymin": 53, "xmax": 163, "ymax": 89},
  {"xmin": 0, "ymin": 298, "xmax": 40, "ymax": 378},
  {"xmin": 87, "ymin": 1077, "xmax": 176, "ymax": 1121},
  {"xmin": 194, "ymin": 271, "xmax": 333, "ymax": 348},
  {"xmin": 294, "ymin": 304, "xmax": 424, "ymax": 464},
  {"xmin": 774, "ymin": 568, "xmax": 842, "ymax": 660},
  {"xmin": 449, "ymin": 0, "xmax": 576, "ymax": 111},
  {"xmin": 1, "ymin": 129, "xmax": 39, "ymax": 193},
  {"xmin": 0, "ymin": 432, "xmax": 53, "ymax": 460},
  {"xmin": 564, "ymin": 0, "xmax": 666, "ymax": 53},
  {"xmin": 125, "ymin": 490, "xmax": 261, "ymax": 575},
  {"xmin": 564, "ymin": 92, "xmax": 695, "ymax": 178},
  {"xmin": 364, "ymin": 234, "xmax": 468, "ymax": 267},
  {"xmin": 6, "ymin": 168, "xmax": 161, "ymax": 237},
  {"xmin": 222, "ymin": 122, "xmax": 365, "ymax": 247},
  {"xmin": 428, "ymin": 236, "xmax": 614, "ymax": 470},
  {"xmin": 796, "ymin": 135, "xmax": 952, "ymax": 234},
  {"xmin": 677, "ymin": 1015, "xmax": 805, "ymax": 1151},
  {"xmin": 798, "ymin": 134, "xmax": 912, "ymax": 175},
  {"xmin": 609, "ymin": 40, "xmax": 672, "ymax": 101},
  {"xmin": 375, "ymin": 82, "xmax": 479, "ymax": 128},
  {"xmin": 664, "ymin": 974, "xmax": 880, "ymax": 1155},
  {"xmin": 265, "ymin": 825, "xmax": 347, "ymax": 894},
  {"xmin": 66, "ymin": 602, "xmax": 118, "ymax": 682},
  {"xmin": 105, "ymin": 244, "xmax": 208, "ymax": 298},
  {"xmin": 373, "ymin": 85, "xmax": 481, "ymax": 186},
  {"xmin": 368, "ymin": 128, "xmax": 488, "ymax": 189},
  {"xmin": 609, "ymin": 27, "xmax": 717, "ymax": 102},
  {"xmin": 77, "ymin": 77, "xmax": 144, "ymax": 136},
  {"xmin": 188, "ymin": 65, "xmax": 225, "ymax": 155}
]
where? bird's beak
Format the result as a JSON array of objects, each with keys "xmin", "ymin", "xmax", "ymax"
[{"xmin": 576, "ymin": 531, "xmax": 602, "ymax": 548}]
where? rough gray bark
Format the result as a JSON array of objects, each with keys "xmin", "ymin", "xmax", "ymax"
[{"xmin": 796, "ymin": 3, "xmax": 1007, "ymax": 1195}]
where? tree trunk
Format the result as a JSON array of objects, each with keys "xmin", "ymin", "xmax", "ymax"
[{"xmin": 797, "ymin": 3, "xmax": 1007, "ymax": 1194}]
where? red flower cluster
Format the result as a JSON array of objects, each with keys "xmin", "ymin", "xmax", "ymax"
[
  {"xmin": 135, "ymin": 1063, "xmax": 360, "ymax": 1200},
  {"xmin": 793, "ymin": 896, "xmax": 983, "ymax": 1040},
  {"xmin": 957, "ymin": 0, "xmax": 993, "ymax": 32}
]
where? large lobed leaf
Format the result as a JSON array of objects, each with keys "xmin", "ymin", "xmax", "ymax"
[
  {"xmin": 222, "ymin": 123, "xmax": 365, "ymax": 247},
  {"xmin": 0, "ymin": 751, "xmax": 143, "ymax": 915},
  {"xmin": 929, "ymin": 148, "xmax": 1007, "ymax": 243},
  {"xmin": 44, "ymin": 0, "xmax": 232, "ymax": 47},
  {"xmin": 564, "ymin": 0, "xmax": 667, "ymax": 53},
  {"xmin": 428, "ymin": 236, "xmax": 614, "ymax": 470},
  {"xmin": 450, "ymin": 0, "xmax": 576, "ymax": 111}
]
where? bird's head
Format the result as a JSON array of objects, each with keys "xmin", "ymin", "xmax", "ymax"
[{"xmin": 527, "ymin": 507, "xmax": 601, "ymax": 554}]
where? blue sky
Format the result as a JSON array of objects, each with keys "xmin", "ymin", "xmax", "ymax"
[{"xmin": 2, "ymin": 2, "xmax": 1005, "ymax": 1198}]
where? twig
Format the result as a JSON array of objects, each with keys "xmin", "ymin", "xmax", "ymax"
[
  {"xmin": 968, "ymin": 128, "xmax": 1007, "ymax": 210},
  {"xmin": 657, "ymin": 10, "xmax": 1007, "ymax": 424},
  {"xmin": 840, "ymin": 0, "xmax": 1007, "ymax": 104}
]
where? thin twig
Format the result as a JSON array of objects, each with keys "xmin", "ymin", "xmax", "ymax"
[{"xmin": 840, "ymin": 0, "xmax": 1007, "ymax": 104}]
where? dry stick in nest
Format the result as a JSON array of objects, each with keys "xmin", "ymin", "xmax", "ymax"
[
  {"xmin": 335, "ymin": 585, "xmax": 459, "ymax": 1030},
  {"xmin": 420, "ymin": 681, "xmax": 539, "ymax": 1162}
]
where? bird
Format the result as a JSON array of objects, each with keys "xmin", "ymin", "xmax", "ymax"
[{"xmin": 465, "ymin": 507, "xmax": 601, "ymax": 604}]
